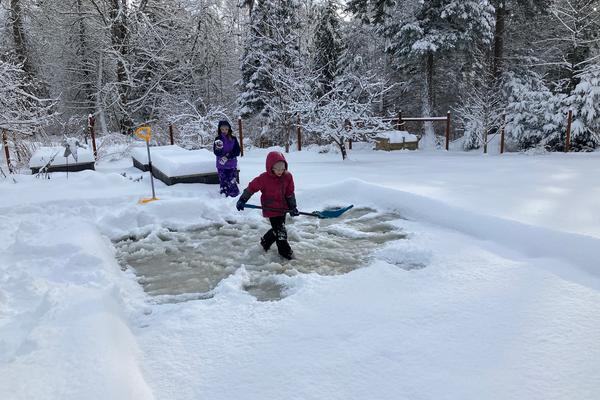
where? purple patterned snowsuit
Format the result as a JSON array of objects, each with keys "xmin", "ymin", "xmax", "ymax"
[{"xmin": 213, "ymin": 131, "xmax": 240, "ymax": 197}]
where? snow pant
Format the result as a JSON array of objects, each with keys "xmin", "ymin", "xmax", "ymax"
[
  {"xmin": 218, "ymin": 168, "xmax": 240, "ymax": 197},
  {"xmin": 261, "ymin": 216, "xmax": 293, "ymax": 258}
]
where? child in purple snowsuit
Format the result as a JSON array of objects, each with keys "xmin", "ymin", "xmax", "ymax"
[{"xmin": 213, "ymin": 120, "xmax": 241, "ymax": 197}]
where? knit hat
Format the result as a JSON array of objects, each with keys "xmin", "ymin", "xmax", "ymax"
[{"xmin": 218, "ymin": 120, "xmax": 231, "ymax": 129}]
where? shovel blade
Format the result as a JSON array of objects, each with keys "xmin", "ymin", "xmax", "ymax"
[{"xmin": 314, "ymin": 205, "xmax": 354, "ymax": 219}]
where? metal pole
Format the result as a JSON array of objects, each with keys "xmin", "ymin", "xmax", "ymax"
[
  {"xmin": 145, "ymin": 140, "xmax": 156, "ymax": 199},
  {"xmin": 445, "ymin": 111, "xmax": 451, "ymax": 151},
  {"xmin": 565, "ymin": 109, "xmax": 572, "ymax": 152},
  {"xmin": 238, "ymin": 117, "xmax": 244, "ymax": 157}
]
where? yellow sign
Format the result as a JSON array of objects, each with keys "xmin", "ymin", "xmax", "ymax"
[{"xmin": 134, "ymin": 126, "xmax": 151, "ymax": 142}]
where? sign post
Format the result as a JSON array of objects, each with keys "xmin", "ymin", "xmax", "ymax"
[{"xmin": 135, "ymin": 126, "xmax": 159, "ymax": 204}]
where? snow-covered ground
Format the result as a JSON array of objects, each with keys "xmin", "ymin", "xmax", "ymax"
[{"xmin": 1, "ymin": 145, "xmax": 600, "ymax": 400}]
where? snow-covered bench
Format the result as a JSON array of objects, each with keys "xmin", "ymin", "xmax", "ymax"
[
  {"xmin": 132, "ymin": 145, "xmax": 238, "ymax": 185},
  {"xmin": 29, "ymin": 146, "xmax": 95, "ymax": 174},
  {"xmin": 374, "ymin": 130, "xmax": 419, "ymax": 151}
]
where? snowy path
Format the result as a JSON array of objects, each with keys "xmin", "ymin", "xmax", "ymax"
[{"xmin": 1, "ymin": 149, "xmax": 600, "ymax": 400}]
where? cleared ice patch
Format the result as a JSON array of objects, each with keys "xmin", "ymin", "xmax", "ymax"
[{"xmin": 114, "ymin": 207, "xmax": 407, "ymax": 301}]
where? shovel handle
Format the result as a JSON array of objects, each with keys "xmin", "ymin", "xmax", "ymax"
[{"xmin": 244, "ymin": 204, "xmax": 319, "ymax": 218}]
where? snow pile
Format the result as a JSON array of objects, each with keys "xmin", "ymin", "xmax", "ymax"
[
  {"xmin": 29, "ymin": 146, "xmax": 95, "ymax": 168},
  {"xmin": 0, "ymin": 218, "xmax": 153, "ymax": 400},
  {"xmin": 376, "ymin": 130, "xmax": 418, "ymax": 143}
]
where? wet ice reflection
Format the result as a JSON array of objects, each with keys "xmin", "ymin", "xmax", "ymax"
[{"xmin": 114, "ymin": 207, "xmax": 406, "ymax": 301}]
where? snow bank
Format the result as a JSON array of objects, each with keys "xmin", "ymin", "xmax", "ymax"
[
  {"xmin": 29, "ymin": 146, "xmax": 95, "ymax": 168},
  {"xmin": 302, "ymin": 179, "xmax": 600, "ymax": 286},
  {"xmin": 0, "ymin": 219, "xmax": 153, "ymax": 400}
]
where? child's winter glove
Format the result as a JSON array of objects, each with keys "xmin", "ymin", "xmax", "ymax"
[
  {"xmin": 214, "ymin": 140, "xmax": 223, "ymax": 149},
  {"xmin": 236, "ymin": 199, "xmax": 246, "ymax": 211},
  {"xmin": 286, "ymin": 194, "xmax": 298, "ymax": 216},
  {"xmin": 236, "ymin": 189, "xmax": 252, "ymax": 211},
  {"xmin": 289, "ymin": 207, "xmax": 300, "ymax": 217},
  {"xmin": 219, "ymin": 156, "xmax": 228, "ymax": 165}
]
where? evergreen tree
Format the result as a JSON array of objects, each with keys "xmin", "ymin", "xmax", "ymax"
[{"xmin": 312, "ymin": 0, "xmax": 347, "ymax": 98}]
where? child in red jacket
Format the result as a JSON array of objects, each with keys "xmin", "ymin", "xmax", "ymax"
[{"xmin": 236, "ymin": 151, "xmax": 299, "ymax": 260}]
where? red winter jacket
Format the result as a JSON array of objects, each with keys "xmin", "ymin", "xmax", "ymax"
[{"xmin": 247, "ymin": 151, "xmax": 295, "ymax": 217}]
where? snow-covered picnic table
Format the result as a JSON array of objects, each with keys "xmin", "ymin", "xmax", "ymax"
[{"xmin": 29, "ymin": 146, "xmax": 95, "ymax": 174}]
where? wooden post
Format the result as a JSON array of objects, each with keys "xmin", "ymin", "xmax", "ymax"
[
  {"xmin": 445, "ymin": 111, "xmax": 451, "ymax": 151},
  {"xmin": 396, "ymin": 111, "xmax": 402, "ymax": 130},
  {"xmin": 285, "ymin": 122, "xmax": 290, "ymax": 153},
  {"xmin": 2, "ymin": 130, "xmax": 12, "ymax": 173},
  {"xmin": 565, "ymin": 109, "xmax": 572, "ymax": 152},
  {"xmin": 88, "ymin": 114, "xmax": 97, "ymax": 160},
  {"xmin": 349, "ymin": 139, "xmax": 353, "ymax": 150},
  {"xmin": 297, "ymin": 115, "xmax": 302, "ymax": 151},
  {"xmin": 168, "ymin": 123, "xmax": 175, "ymax": 145},
  {"xmin": 500, "ymin": 123, "xmax": 505, "ymax": 154},
  {"xmin": 238, "ymin": 117, "xmax": 244, "ymax": 157}
]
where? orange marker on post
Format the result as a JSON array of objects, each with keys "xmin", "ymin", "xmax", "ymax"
[{"xmin": 135, "ymin": 126, "xmax": 159, "ymax": 204}]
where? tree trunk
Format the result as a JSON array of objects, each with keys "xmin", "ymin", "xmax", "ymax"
[
  {"xmin": 338, "ymin": 138, "xmax": 347, "ymax": 160},
  {"xmin": 9, "ymin": 0, "xmax": 34, "ymax": 82},
  {"xmin": 491, "ymin": 3, "xmax": 506, "ymax": 81},
  {"xmin": 109, "ymin": 0, "xmax": 131, "ymax": 134},
  {"xmin": 77, "ymin": 0, "xmax": 94, "ymax": 114},
  {"xmin": 421, "ymin": 51, "xmax": 436, "ymax": 147}
]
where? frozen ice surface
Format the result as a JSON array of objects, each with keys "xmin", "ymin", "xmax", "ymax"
[{"xmin": 115, "ymin": 207, "xmax": 406, "ymax": 301}]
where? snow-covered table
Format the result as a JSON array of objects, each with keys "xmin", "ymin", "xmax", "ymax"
[
  {"xmin": 132, "ymin": 145, "xmax": 236, "ymax": 185},
  {"xmin": 375, "ymin": 130, "xmax": 419, "ymax": 151},
  {"xmin": 29, "ymin": 146, "xmax": 95, "ymax": 174}
]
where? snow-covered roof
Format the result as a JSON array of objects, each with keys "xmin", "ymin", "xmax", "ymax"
[
  {"xmin": 29, "ymin": 146, "xmax": 95, "ymax": 168},
  {"xmin": 376, "ymin": 130, "xmax": 418, "ymax": 143}
]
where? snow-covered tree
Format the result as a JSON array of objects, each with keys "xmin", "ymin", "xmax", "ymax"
[
  {"xmin": 546, "ymin": 0, "xmax": 600, "ymax": 92},
  {"xmin": 454, "ymin": 48, "xmax": 505, "ymax": 151},
  {"xmin": 312, "ymin": 0, "xmax": 347, "ymax": 98},
  {"xmin": 347, "ymin": 0, "xmax": 495, "ymax": 147},
  {"xmin": 0, "ymin": 59, "xmax": 54, "ymax": 134},
  {"xmin": 237, "ymin": 0, "xmax": 304, "ymax": 143}
]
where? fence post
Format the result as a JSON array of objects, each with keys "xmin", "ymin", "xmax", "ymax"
[
  {"xmin": 168, "ymin": 123, "xmax": 175, "ymax": 145},
  {"xmin": 285, "ymin": 123, "xmax": 290, "ymax": 153},
  {"xmin": 2, "ymin": 129, "xmax": 12, "ymax": 173},
  {"xmin": 88, "ymin": 114, "xmax": 97, "ymax": 160},
  {"xmin": 397, "ymin": 111, "xmax": 402, "ymax": 130},
  {"xmin": 500, "ymin": 120, "xmax": 505, "ymax": 154},
  {"xmin": 445, "ymin": 111, "xmax": 451, "ymax": 151},
  {"xmin": 238, "ymin": 117, "xmax": 244, "ymax": 157},
  {"xmin": 349, "ymin": 139, "xmax": 353, "ymax": 150},
  {"xmin": 297, "ymin": 114, "xmax": 302, "ymax": 151},
  {"xmin": 565, "ymin": 109, "xmax": 572, "ymax": 152}
]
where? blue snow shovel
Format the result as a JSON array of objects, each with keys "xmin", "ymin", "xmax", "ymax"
[{"xmin": 244, "ymin": 204, "xmax": 354, "ymax": 219}]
